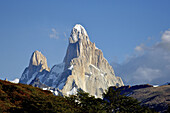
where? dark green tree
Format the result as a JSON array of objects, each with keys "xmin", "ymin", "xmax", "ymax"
[
  {"xmin": 66, "ymin": 90, "xmax": 107, "ymax": 113},
  {"xmin": 103, "ymin": 87, "xmax": 157, "ymax": 113},
  {"xmin": 165, "ymin": 104, "xmax": 170, "ymax": 113}
]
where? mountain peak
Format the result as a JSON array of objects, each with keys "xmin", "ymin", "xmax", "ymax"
[
  {"xmin": 34, "ymin": 50, "xmax": 41, "ymax": 55},
  {"xmin": 29, "ymin": 50, "xmax": 50, "ymax": 72},
  {"xmin": 69, "ymin": 24, "xmax": 89, "ymax": 43},
  {"xmin": 20, "ymin": 50, "xmax": 50, "ymax": 84},
  {"xmin": 63, "ymin": 24, "xmax": 124, "ymax": 97},
  {"xmin": 73, "ymin": 24, "xmax": 87, "ymax": 35},
  {"xmin": 20, "ymin": 25, "xmax": 124, "ymax": 98}
]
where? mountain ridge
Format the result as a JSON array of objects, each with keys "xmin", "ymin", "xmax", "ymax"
[
  {"xmin": 110, "ymin": 84, "xmax": 170, "ymax": 112},
  {"xmin": 19, "ymin": 24, "xmax": 124, "ymax": 98}
]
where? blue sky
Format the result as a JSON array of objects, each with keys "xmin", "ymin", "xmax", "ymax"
[{"xmin": 0, "ymin": 0, "xmax": 170, "ymax": 84}]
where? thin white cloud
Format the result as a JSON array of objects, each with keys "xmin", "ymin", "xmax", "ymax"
[
  {"xmin": 132, "ymin": 67, "xmax": 161, "ymax": 83},
  {"xmin": 112, "ymin": 29, "xmax": 170, "ymax": 85},
  {"xmin": 49, "ymin": 28, "xmax": 59, "ymax": 39},
  {"xmin": 161, "ymin": 30, "xmax": 170, "ymax": 42},
  {"xmin": 135, "ymin": 43, "xmax": 145, "ymax": 52},
  {"xmin": 49, "ymin": 28, "xmax": 69, "ymax": 41}
]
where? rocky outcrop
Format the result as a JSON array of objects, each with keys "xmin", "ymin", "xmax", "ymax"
[
  {"xmin": 19, "ymin": 51, "xmax": 50, "ymax": 84},
  {"xmin": 58, "ymin": 24, "xmax": 124, "ymax": 97},
  {"xmin": 30, "ymin": 77, "xmax": 48, "ymax": 88},
  {"xmin": 29, "ymin": 50, "xmax": 50, "ymax": 72},
  {"xmin": 20, "ymin": 24, "xmax": 124, "ymax": 98}
]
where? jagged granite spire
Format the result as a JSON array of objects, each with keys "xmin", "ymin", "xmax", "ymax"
[
  {"xmin": 29, "ymin": 50, "xmax": 50, "ymax": 72},
  {"xmin": 19, "ymin": 51, "xmax": 50, "ymax": 84},
  {"xmin": 63, "ymin": 24, "xmax": 89, "ymax": 67},
  {"xmin": 61, "ymin": 24, "xmax": 124, "ymax": 97},
  {"xmin": 20, "ymin": 24, "xmax": 124, "ymax": 98}
]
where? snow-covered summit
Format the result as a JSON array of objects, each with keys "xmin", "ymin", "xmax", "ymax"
[
  {"xmin": 73, "ymin": 24, "xmax": 88, "ymax": 36},
  {"xmin": 69, "ymin": 24, "xmax": 89, "ymax": 43},
  {"xmin": 20, "ymin": 24, "xmax": 124, "ymax": 98}
]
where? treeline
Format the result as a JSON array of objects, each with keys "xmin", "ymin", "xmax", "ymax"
[{"xmin": 0, "ymin": 80, "xmax": 159, "ymax": 113}]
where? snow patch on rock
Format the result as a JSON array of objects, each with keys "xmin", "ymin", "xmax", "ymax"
[
  {"xmin": 73, "ymin": 24, "xmax": 88, "ymax": 36},
  {"xmin": 90, "ymin": 64, "xmax": 100, "ymax": 72},
  {"xmin": 68, "ymin": 65, "xmax": 74, "ymax": 70},
  {"xmin": 67, "ymin": 87, "xmax": 77, "ymax": 96},
  {"xmin": 10, "ymin": 78, "xmax": 19, "ymax": 83},
  {"xmin": 153, "ymin": 85, "xmax": 159, "ymax": 87}
]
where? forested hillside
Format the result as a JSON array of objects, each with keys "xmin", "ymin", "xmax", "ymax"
[{"xmin": 0, "ymin": 80, "xmax": 158, "ymax": 113}]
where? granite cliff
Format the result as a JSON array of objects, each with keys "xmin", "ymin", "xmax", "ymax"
[{"xmin": 20, "ymin": 24, "xmax": 124, "ymax": 97}]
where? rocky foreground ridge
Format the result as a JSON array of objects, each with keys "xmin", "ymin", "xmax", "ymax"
[{"xmin": 19, "ymin": 24, "xmax": 124, "ymax": 98}]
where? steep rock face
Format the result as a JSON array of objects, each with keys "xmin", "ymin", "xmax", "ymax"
[
  {"xmin": 41, "ymin": 63, "xmax": 65, "ymax": 88},
  {"xmin": 60, "ymin": 24, "xmax": 124, "ymax": 97},
  {"xmin": 30, "ymin": 77, "xmax": 48, "ymax": 88},
  {"xmin": 29, "ymin": 50, "xmax": 50, "ymax": 72},
  {"xmin": 19, "ymin": 51, "xmax": 50, "ymax": 84},
  {"xmin": 19, "ymin": 24, "xmax": 124, "ymax": 98}
]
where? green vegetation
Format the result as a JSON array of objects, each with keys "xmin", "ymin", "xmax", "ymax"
[
  {"xmin": 166, "ymin": 104, "xmax": 170, "ymax": 113},
  {"xmin": 0, "ymin": 80, "xmax": 156, "ymax": 113},
  {"xmin": 102, "ymin": 87, "xmax": 156, "ymax": 113},
  {"xmin": 0, "ymin": 80, "xmax": 80, "ymax": 113}
]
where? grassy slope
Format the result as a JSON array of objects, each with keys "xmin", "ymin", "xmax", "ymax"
[
  {"xmin": 0, "ymin": 80, "xmax": 80, "ymax": 113},
  {"xmin": 0, "ymin": 79, "xmax": 162, "ymax": 113}
]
